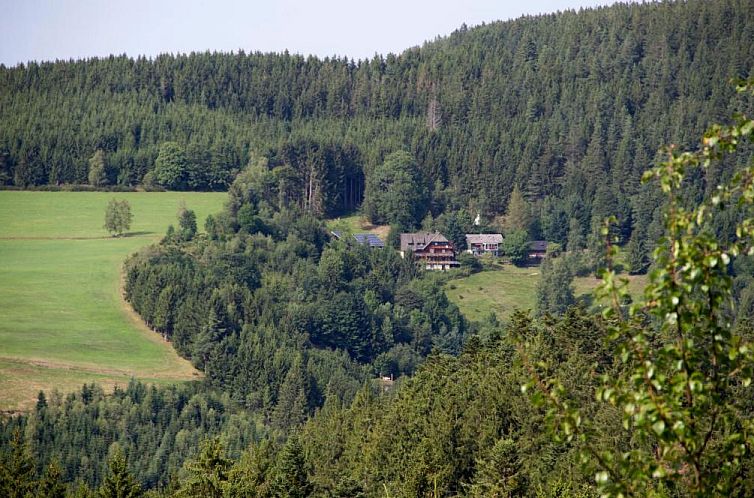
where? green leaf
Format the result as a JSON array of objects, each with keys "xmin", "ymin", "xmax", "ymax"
[{"xmin": 652, "ymin": 420, "xmax": 665, "ymax": 436}]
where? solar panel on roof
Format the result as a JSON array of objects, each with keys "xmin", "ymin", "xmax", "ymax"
[{"xmin": 353, "ymin": 233, "xmax": 384, "ymax": 247}]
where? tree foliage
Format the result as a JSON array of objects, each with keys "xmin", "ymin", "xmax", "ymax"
[
  {"xmin": 98, "ymin": 448, "xmax": 142, "ymax": 498},
  {"xmin": 535, "ymin": 257, "xmax": 575, "ymax": 317},
  {"xmin": 3, "ymin": 2, "xmax": 754, "ymax": 496},
  {"xmin": 88, "ymin": 150, "xmax": 108, "ymax": 187},
  {"xmin": 0, "ymin": 0, "xmax": 750, "ymax": 257},
  {"xmin": 175, "ymin": 438, "xmax": 231, "ymax": 498},
  {"xmin": 153, "ymin": 142, "xmax": 189, "ymax": 190},
  {"xmin": 103, "ymin": 199, "xmax": 132, "ymax": 236},
  {"xmin": 363, "ymin": 150, "xmax": 428, "ymax": 228},
  {"xmin": 503, "ymin": 185, "xmax": 531, "ymax": 234},
  {"xmin": 522, "ymin": 80, "xmax": 754, "ymax": 497},
  {"xmin": 501, "ymin": 229, "xmax": 530, "ymax": 267}
]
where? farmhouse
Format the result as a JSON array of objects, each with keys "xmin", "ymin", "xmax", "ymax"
[
  {"xmin": 400, "ymin": 232, "xmax": 459, "ymax": 270},
  {"xmin": 465, "ymin": 233, "xmax": 503, "ymax": 256}
]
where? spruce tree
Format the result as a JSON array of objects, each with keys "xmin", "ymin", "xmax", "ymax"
[
  {"xmin": 535, "ymin": 257, "xmax": 575, "ymax": 317},
  {"xmin": 97, "ymin": 448, "xmax": 142, "ymax": 498},
  {"xmin": 178, "ymin": 208, "xmax": 197, "ymax": 241},
  {"xmin": 468, "ymin": 438, "xmax": 526, "ymax": 497},
  {"xmin": 625, "ymin": 234, "xmax": 648, "ymax": 275},
  {"xmin": 0, "ymin": 431, "xmax": 37, "ymax": 498},
  {"xmin": 37, "ymin": 461, "xmax": 66, "ymax": 498},
  {"xmin": 271, "ymin": 435, "xmax": 312, "ymax": 498},
  {"xmin": 175, "ymin": 438, "xmax": 231, "ymax": 498}
]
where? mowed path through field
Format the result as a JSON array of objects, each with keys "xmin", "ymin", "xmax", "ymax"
[{"xmin": 0, "ymin": 191, "xmax": 226, "ymax": 411}]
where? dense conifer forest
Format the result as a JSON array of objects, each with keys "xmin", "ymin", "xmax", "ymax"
[
  {"xmin": 3, "ymin": 0, "xmax": 754, "ymax": 496},
  {"xmin": 2, "ymin": 0, "xmax": 753, "ymax": 242}
]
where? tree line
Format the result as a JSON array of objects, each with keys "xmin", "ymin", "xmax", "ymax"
[{"xmin": 1, "ymin": 0, "xmax": 753, "ymax": 264}]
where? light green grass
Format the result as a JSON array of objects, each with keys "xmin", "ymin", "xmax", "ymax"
[
  {"xmin": 326, "ymin": 214, "xmax": 390, "ymax": 239},
  {"xmin": 0, "ymin": 191, "xmax": 226, "ymax": 411},
  {"xmin": 445, "ymin": 265, "xmax": 540, "ymax": 322},
  {"xmin": 446, "ymin": 263, "xmax": 650, "ymax": 322},
  {"xmin": 573, "ymin": 273, "xmax": 650, "ymax": 303}
]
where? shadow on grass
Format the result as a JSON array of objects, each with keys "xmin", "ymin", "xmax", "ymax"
[
  {"xmin": 120, "ymin": 231, "xmax": 155, "ymax": 238},
  {"xmin": 2, "ymin": 231, "xmax": 156, "ymax": 240}
]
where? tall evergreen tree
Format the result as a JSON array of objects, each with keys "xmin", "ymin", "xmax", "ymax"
[
  {"xmin": 0, "ymin": 431, "xmax": 37, "ymax": 498},
  {"xmin": 535, "ymin": 257, "xmax": 575, "ymax": 316},
  {"xmin": 175, "ymin": 439, "xmax": 231, "ymax": 498},
  {"xmin": 97, "ymin": 448, "xmax": 142, "ymax": 498},
  {"xmin": 37, "ymin": 461, "xmax": 66, "ymax": 498},
  {"xmin": 271, "ymin": 435, "xmax": 312, "ymax": 498},
  {"xmin": 503, "ymin": 185, "xmax": 531, "ymax": 234}
]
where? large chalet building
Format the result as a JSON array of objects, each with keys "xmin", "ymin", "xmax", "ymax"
[{"xmin": 400, "ymin": 232, "xmax": 459, "ymax": 270}]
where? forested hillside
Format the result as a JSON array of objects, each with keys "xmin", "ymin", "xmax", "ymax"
[
  {"xmin": 2, "ymin": 0, "xmax": 753, "ymax": 243},
  {"xmin": 3, "ymin": 0, "xmax": 754, "ymax": 496}
]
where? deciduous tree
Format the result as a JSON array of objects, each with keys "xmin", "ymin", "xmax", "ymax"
[
  {"xmin": 362, "ymin": 151, "xmax": 427, "ymax": 228},
  {"xmin": 88, "ymin": 150, "xmax": 108, "ymax": 187},
  {"xmin": 153, "ymin": 142, "xmax": 189, "ymax": 190},
  {"xmin": 104, "ymin": 199, "xmax": 132, "ymax": 237},
  {"xmin": 501, "ymin": 229, "xmax": 530, "ymax": 266},
  {"xmin": 522, "ymin": 80, "xmax": 754, "ymax": 497}
]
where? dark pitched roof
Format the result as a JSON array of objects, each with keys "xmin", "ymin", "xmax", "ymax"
[
  {"xmin": 529, "ymin": 240, "xmax": 548, "ymax": 252},
  {"xmin": 353, "ymin": 233, "xmax": 385, "ymax": 248},
  {"xmin": 330, "ymin": 230, "xmax": 343, "ymax": 240},
  {"xmin": 400, "ymin": 232, "xmax": 450, "ymax": 252}
]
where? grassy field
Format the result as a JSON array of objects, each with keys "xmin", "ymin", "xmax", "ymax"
[
  {"xmin": 326, "ymin": 214, "xmax": 390, "ymax": 239},
  {"xmin": 573, "ymin": 273, "xmax": 649, "ymax": 303},
  {"xmin": 0, "ymin": 191, "xmax": 226, "ymax": 412},
  {"xmin": 445, "ymin": 265, "xmax": 540, "ymax": 322},
  {"xmin": 445, "ymin": 262, "xmax": 649, "ymax": 322}
]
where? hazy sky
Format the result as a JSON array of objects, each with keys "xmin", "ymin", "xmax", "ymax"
[{"xmin": 1, "ymin": 0, "xmax": 627, "ymax": 66}]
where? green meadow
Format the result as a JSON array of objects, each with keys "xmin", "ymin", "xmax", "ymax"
[
  {"xmin": 445, "ymin": 265, "xmax": 540, "ymax": 322},
  {"xmin": 0, "ymin": 191, "xmax": 226, "ymax": 411},
  {"xmin": 446, "ymin": 263, "xmax": 649, "ymax": 322},
  {"xmin": 325, "ymin": 214, "xmax": 390, "ymax": 239}
]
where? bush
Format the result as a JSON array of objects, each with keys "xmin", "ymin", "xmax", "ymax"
[{"xmin": 458, "ymin": 252, "xmax": 483, "ymax": 273}]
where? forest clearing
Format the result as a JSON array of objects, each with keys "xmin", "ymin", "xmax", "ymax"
[{"xmin": 446, "ymin": 262, "xmax": 649, "ymax": 321}]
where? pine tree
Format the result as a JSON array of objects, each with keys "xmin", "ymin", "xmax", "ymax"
[
  {"xmin": 503, "ymin": 185, "xmax": 531, "ymax": 234},
  {"xmin": 272, "ymin": 356, "xmax": 310, "ymax": 431},
  {"xmin": 97, "ymin": 448, "xmax": 142, "ymax": 498},
  {"xmin": 175, "ymin": 438, "xmax": 231, "ymax": 498},
  {"xmin": 566, "ymin": 217, "xmax": 586, "ymax": 253},
  {"xmin": 0, "ymin": 431, "xmax": 37, "ymax": 498},
  {"xmin": 535, "ymin": 257, "xmax": 575, "ymax": 317},
  {"xmin": 625, "ymin": 233, "xmax": 648, "ymax": 275},
  {"xmin": 178, "ymin": 208, "xmax": 197, "ymax": 241},
  {"xmin": 224, "ymin": 441, "xmax": 275, "ymax": 498},
  {"xmin": 468, "ymin": 438, "xmax": 526, "ymax": 497},
  {"xmin": 37, "ymin": 461, "xmax": 66, "ymax": 498},
  {"xmin": 271, "ymin": 435, "xmax": 313, "ymax": 498}
]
